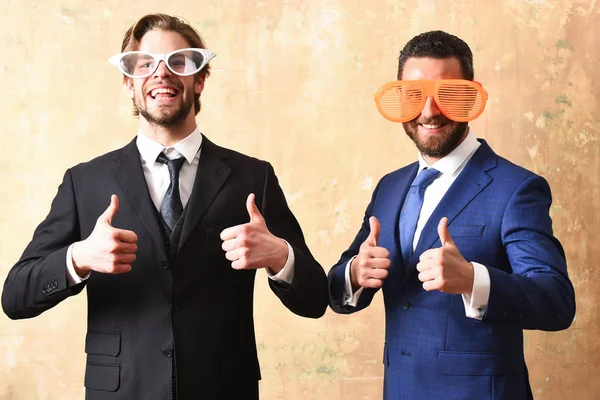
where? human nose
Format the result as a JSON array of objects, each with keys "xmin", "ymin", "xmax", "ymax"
[
  {"xmin": 420, "ymin": 96, "xmax": 442, "ymax": 118},
  {"xmin": 152, "ymin": 60, "xmax": 172, "ymax": 78}
]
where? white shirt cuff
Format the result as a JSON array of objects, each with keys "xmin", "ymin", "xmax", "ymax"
[
  {"xmin": 266, "ymin": 241, "xmax": 294, "ymax": 285},
  {"xmin": 461, "ymin": 262, "xmax": 490, "ymax": 320},
  {"xmin": 66, "ymin": 243, "xmax": 90, "ymax": 287},
  {"xmin": 343, "ymin": 256, "xmax": 364, "ymax": 307}
]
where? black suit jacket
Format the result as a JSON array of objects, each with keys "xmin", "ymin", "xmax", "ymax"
[{"xmin": 2, "ymin": 136, "xmax": 328, "ymax": 400}]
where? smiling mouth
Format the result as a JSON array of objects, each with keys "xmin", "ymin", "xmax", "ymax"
[
  {"xmin": 421, "ymin": 123, "xmax": 443, "ymax": 129},
  {"xmin": 149, "ymin": 87, "xmax": 179, "ymax": 100},
  {"xmin": 419, "ymin": 122, "xmax": 447, "ymax": 131}
]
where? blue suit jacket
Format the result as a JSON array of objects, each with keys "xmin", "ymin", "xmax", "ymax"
[{"xmin": 328, "ymin": 140, "xmax": 575, "ymax": 400}]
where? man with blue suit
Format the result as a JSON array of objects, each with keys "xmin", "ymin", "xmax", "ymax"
[{"xmin": 328, "ymin": 31, "xmax": 575, "ymax": 400}]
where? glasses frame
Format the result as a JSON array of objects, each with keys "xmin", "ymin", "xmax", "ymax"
[
  {"xmin": 108, "ymin": 48, "xmax": 216, "ymax": 79},
  {"xmin": 374, "ymin": 79, "xmax": 488, "ymax": 123}
]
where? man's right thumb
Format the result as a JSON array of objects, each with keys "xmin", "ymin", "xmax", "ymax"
[
  {"xmin": 366, "ymin": 216, "xmax": 381, "ymax": 246},
  {"xmin": 102, "ymin": 195, "xmax": 119, "ymax": 225}
]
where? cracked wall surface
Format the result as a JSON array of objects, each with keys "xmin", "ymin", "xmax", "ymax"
[{"xmin": 0, "ymin": 1, "xmax": 598, "ymax": 399}]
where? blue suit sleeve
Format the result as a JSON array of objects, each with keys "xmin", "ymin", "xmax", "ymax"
[
  {"xmin": 328, "ymin": 181, "xmax": 382, "ymax": 314},
  {"xmin": 485, "ymin": 175, "xmax": 575, "ymax": 330}
]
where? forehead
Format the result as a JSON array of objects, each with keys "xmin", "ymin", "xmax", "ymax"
[
  {"xmin": 401, "ymin": 57, "xmax": 464, "ymax": 80},
  {"xmin": 135, "ymin": 29, "xmax": 192, "ymax": 53}
]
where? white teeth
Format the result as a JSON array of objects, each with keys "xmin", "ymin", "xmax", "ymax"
[
  {"xmin": 421, "ymin": 124, "xmax": 441, "ymax": 129},
  {"xmin": 150, "ymin": 88, "xmax": 177, "ymax": 97}
]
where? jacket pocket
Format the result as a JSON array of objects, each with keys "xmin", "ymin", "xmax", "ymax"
[
  {"xmin": 449, "ymin": 224, "xmax": 485, "ymax": 238},
  {"xmin": 437, "ymin": 351, "xmax": 507, "ymax": 376},
  {"xmin": 84, "ymin": 332, "xmax": 121, "ymax": 392},
  {"xmin": 85, "ymin": 362, "xmax": 120, "ymax": 392}
]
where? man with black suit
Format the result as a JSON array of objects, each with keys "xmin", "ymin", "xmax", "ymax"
[{"xmin": 2, "ymin": 13, "xmax": 328, "ymax": 400}]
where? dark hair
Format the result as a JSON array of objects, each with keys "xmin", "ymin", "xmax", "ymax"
[
  {"xmin": 397, "ymin": 31, "xmax": 474, "ymax": 80},
  {"xmin": 121, "ymin": 13, "xmax": 211, "ymax": 116}
]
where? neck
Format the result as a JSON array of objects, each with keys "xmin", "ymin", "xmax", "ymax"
[
  {"xmin": 421, "ymin": 126, "xmax": 470, "ymax": 166},
  {"xmin": 422, "ymin": 154, "xmax": 439, "ymax": 166},
  {"xmin": 140, "ymin": 117, "xmax": 197, "ymax": 147}
]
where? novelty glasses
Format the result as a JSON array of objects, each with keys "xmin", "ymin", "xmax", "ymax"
[
  {"xmin": 374, "ymin": 79, "xmax": 488, "ymax": 123},
  {"xmin": 108, "ymin": 48, "xmax": 216, "ymax": 78}
]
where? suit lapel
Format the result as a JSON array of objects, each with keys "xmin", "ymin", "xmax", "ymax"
[
  {"xmin": 411, "ymin": 141, "xmax": 497, "ymax": 265},
  {"xmin": 111, "ymin": 139, "xmax": 168, "ymax": 259},
  {"xmin": 179, "ymin": 136, "xmax": 231, "ymax": 250}
]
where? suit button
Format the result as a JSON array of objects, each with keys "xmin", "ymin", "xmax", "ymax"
[
  {"xmin": 43, "ymin": 283, "xmax": 53, "ymax": 293},
  {"xmin": 163, "ymin": 347, "xmax": 173, "ymax": 358},
  {"xmin": 171, "ymin": 304, "xmax": 180, "ymax": 312},
  {"xmin": 400, "ymin": 300, "xmax": 411, "ymax": 310},
  {"xmin": 162, "ymin": 260, "xmax": 170, "ymax": 270}
]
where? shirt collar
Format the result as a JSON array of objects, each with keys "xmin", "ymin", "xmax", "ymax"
[
  {"xmin": 417, "ymin": 129, "xmax": 480, "ymax": 176},
  {"xmin": 136, "ymin": 127, "xmax": 203, "ymax": 164}
]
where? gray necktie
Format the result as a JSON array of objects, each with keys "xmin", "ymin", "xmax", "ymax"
[{"xmin": 156, "ymin": 152, "xmax": 185, "ymax": 234}]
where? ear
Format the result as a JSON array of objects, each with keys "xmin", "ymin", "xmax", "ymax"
[
  {"xmin": 195, "ymin": 76, "xmax": 205, "ymax": 95},
  {"xmin": 124, "ymin": 78, "xmax": 134, "ymax": 98}
]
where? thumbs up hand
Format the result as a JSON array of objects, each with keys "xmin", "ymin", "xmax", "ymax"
[
  {"xmin": 349, "ymin": 216, "xmax": 391, "ymax": 291},
  {"xmin": 71, "ymin": 195, "xmax": 138, "ymax": 277},
  {"xmin": 100, "ymin": 194, "xmax": 120, "ymax": 225},
  {"xmin": 220, "ymin": 193, "xmax": 288, "ymax": 272},
  {"xmin": 416, "ymin": 217, "xmax": 474, "ymax": 294},
  {"xmin": 245, "ymin": 192, "xmax": 266, "ymax": 225}
]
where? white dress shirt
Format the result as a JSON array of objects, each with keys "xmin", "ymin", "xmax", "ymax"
[
  {"xmin": 343, "ymin": 130, "xmax": 491, "ymax": 320},
  {"xmin": 66, "ymin": 127, "xmax": 295, "ymax": 285}
]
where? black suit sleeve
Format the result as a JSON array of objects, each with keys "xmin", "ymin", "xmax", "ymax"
[
  {"xmin": 2, "ymin": 169, "xmax": 86, "ymax": 319},
  {"xmin": 260, "ymin": 162, "xmax": 328, "ymax": 319}
]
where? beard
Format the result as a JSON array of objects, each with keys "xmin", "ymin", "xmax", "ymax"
[
  {"xmin": 402, "ymin": 115, "xmax": 468, "ymax": 158},
  {"xmin": 136, "ymin": 83, "xmax": 195, "ymax": 127}
]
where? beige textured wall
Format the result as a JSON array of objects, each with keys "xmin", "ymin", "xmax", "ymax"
[{"xmin": 1, "ymin": 1, "xmax": 598, "ymax": 399}]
